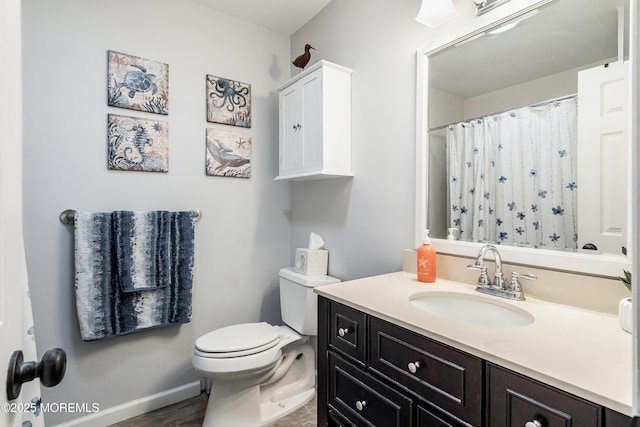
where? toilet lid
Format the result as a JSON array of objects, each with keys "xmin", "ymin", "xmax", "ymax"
[{"xmin": 195, "ymin": 322, "xmax": 281, "ymax": 355}]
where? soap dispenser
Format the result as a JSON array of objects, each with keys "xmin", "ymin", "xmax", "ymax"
[{"xmin": 417, "ymin": 229, "xmax": 436, "ymax": 283}]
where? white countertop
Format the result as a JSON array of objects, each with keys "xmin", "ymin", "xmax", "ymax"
[{"xmin": 315, "ymin": 271, "xmax": 632, "ymax": 415}]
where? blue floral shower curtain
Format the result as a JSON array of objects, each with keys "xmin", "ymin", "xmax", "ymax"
[{"xmin": 447, "ymin": 96, "xmax": 578, "ymax": 250}]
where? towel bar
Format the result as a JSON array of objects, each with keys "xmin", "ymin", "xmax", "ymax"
[{"xmin": 59, "ymin": 209, "xmax": 202, "ymax": 225}]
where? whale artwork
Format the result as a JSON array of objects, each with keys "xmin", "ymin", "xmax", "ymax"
[{"xmin": 205, "ymin": 128, "xmax": 251, "ymax": 178}]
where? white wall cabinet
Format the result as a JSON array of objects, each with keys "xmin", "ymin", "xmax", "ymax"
[{"xmin": 275, "ymin": 60, "xmax": 353, "ymax": 181}]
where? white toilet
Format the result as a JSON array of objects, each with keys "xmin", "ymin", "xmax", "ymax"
[{"xmin": 192, "ymin": 267, "xmax": 340, "ymax": 427}]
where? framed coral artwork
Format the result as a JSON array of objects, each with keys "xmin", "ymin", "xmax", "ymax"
[
  {"xmin": 108, "ymin": 50, "xmax": 169, "ymax": 115},
  {"xmin": 206, "ymin": 75, "xmax": 251, "ymax": 128},
  {"xmin": 108, "ymin": 114, "xmax": 169, "ymax": 173},
  {"xmin": 205, "ymin": 128, "xmax": 251, "ymax": 178}
]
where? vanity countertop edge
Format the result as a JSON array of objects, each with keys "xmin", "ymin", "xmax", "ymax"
[{"xmin": 314, "ymin": 271, "xmax": 632, "ymax": 416}]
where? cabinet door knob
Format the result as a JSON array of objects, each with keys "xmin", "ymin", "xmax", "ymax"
[
  {"xmin": 338, "ymin": 327, "xmax": 350, "ymax": 337},
  {"xmin": 525, "ymin": 420, "xmax": 543, "ymax": 427},
  {"xmin": 355, "ymin": 400, "xmax": 367, "ymax": 411},
  {"xmin": 407, "ymin": 361, "xmax": 421, "ymax": 373}
]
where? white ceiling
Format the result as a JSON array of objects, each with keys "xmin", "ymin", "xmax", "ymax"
[{"xmin": 190, "ymin": 0, "xmax": 333, "ymax": 35}]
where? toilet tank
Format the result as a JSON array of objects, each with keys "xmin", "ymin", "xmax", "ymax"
[{"xmin": 279, "ymin": 267, "xmax": 340, "ymax": 335}]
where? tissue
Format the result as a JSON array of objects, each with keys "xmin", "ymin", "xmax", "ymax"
[{"xmin": 295, "ymin": 232, "xmax": 329, "ymax": 275}]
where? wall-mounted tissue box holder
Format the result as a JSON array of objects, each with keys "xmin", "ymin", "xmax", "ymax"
[{"xmin": 295, "ymin": 248, "xmax": 328, "ymax": 276}]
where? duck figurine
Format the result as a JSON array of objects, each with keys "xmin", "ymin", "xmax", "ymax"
[{"xmin": 292, "ymin": 44, "xmax": 315, "ymax": 70}]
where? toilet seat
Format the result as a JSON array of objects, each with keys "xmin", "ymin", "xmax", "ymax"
[
  {"xmin": 192, "ymin": 324, "xmax": 304, "ymax": 376},
  {"xmin": 195, "ymin": 322, "xmax": 281, "ymax": 358}
]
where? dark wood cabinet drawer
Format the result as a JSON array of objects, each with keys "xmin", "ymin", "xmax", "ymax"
[
  {"xmin": 329, "ymin": 300, "xmax": 367, "ymax": 365},
  {"xmin": 328, "ymin": 408, "xmax": 354, "ymax": 427},
  {"xmin": 488, "ymin": 363, "xmax": 602, "ymax": 427},
  {"xmin": 369, "ymin": 317, "xmax": 483, "ymax": 426},
  {"xmin": 329, "ymin": 351, "xmax": 413, "ymax": 427},
  {"xmin": 605, "ymin": 408, "xmax": 632, "ymax": 427},
  {"xmin": 417, "ymin": 404, "xmax": 472, "ymax": 427}
]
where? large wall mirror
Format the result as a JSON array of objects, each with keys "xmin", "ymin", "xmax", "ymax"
[{"xmin": 416, "ymin": 0, "xmax": 632, "ymax": 276}]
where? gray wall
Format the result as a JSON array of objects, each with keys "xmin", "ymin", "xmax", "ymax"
[
  {"xmin": 22, "ymin": 0, "xmax": 291, "ymax": 423},
  {"xmin": 289, "ymin": 0, "xmax": 450, "ymax": 280}
]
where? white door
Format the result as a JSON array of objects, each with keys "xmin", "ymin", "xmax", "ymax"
[
  {"xmin": 0, "ymin": 0, "xmax": 27, "ymax": 425},
  {"xmin": 577, "ymin": 61, "xmax": 629, "ymax": 256}
]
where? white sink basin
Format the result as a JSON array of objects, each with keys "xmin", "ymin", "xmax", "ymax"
[{"xmin": 409, "ymin": 292, "xmax": 534, "ymax": 327}]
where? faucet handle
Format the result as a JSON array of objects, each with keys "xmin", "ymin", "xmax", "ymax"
[
  {"xmin": 511, "ymin": 272, "xmax": 537, "ymax": 281},
  {"xmin": 508, "ymin": 272, "xmax": 537, "ymax": 290},
  {"xmin": 467, "ymin": 263, "xmax": 491, "ymax": 287}
]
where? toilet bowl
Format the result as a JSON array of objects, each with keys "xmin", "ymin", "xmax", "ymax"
[{"xmin": 192, "ymin": 268, "xmax": 340, "ymax": 427}]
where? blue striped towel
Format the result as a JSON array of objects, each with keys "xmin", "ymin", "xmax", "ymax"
[
  {"xmin": 112, "ymin": 210, "xmax": 171, "ymax": 292},
  {"xmin": 73, "ymin": 211, "xmax": 196, "ymax": 341}
]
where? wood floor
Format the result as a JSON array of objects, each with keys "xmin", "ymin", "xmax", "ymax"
[{"xmin": 108, "ymin": 393, "xmax": 317, "ymax": 427}]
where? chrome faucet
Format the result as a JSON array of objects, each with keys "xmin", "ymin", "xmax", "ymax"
[{"xmin": 467, "ymin": 244, "xmax": 536, "ymax": 300}]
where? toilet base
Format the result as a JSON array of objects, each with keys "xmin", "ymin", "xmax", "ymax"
[
  {"xmin": 201, "ymin": 342, "xmax": 315, "ymax": 427},
  {"xmin": 259, "ymin": 387, "xmax": 315, "ymax": 426}
]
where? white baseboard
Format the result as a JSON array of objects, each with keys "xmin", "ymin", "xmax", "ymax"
[{"xmin": 51, "ymin": 381, "xmax": 201, "ymax": 427}]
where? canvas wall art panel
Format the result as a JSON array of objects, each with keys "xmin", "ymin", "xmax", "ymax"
[
  {"xmin": 206, "ymin": 75, "xmax": 251, "ymax": 128},
  {"xmin": 205, "ymin": 128, "xmax": 251, "ymax": 178},
  {"xmin": 108, "ymin": 114, "xmax": 169, "ymax": 173},
  {"xmin": 108, "ymin": 50, "xmax": 169, "ymax": 115}
]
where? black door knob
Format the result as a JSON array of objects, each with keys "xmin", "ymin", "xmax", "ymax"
[{"xmin": 6, "ymin": 348, "xmax": 66, "ymax": 400}]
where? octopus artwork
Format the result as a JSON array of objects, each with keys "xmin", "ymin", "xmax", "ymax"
[{"xmin": 206, "ymin": 75, "xmax": 252, "ymax": 128}]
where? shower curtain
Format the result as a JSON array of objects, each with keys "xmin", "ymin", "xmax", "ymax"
[{"xmin": 447, "ymin": 96, "xmax": 578, "ymax": 250}]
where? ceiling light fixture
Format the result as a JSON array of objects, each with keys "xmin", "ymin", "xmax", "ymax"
[{"xmin": 415, "ymin": 0, "xmax": 457, "ymax": 28}]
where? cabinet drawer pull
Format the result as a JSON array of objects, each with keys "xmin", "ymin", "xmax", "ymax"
[
  {"xmin": 407, "ymin": 361, "xmax": 421, "ymax": 373},
  {"xmin": 338, "ymin": 327, "xmax": 350, "ymax": 337},
  {"xmin": 355, "ymin": 400, "xmax": 367, "ymax": 411},
  {"xmin": 525, "ymin": 421, "xmax": 543, "ymax": 427}
]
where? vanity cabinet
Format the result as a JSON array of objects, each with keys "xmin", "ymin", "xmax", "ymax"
[
  {"xmin": 320, "ymin": 297, "xmax": 478, "ymax": 427},
  {"xmin": 487, "ymin": 364, "xmax": 601, "ymax": 426},
  {"xmin": 317, "ymin": 296, "xmax": 631, "ymax": 427},
  {"xmin": 329, "ymin": 351, "xmax": 413, "ymax": 426},
  {"xmin": 329, "ymin": 300, "xmax": 367, "ymax": 365},
  {"xmin": 368, "ymin": 317, "xmax": 483, "ymax": 426},
  {"xmin": 274, "ymin": 60, "xmax": 353, "ymax": 181}
]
